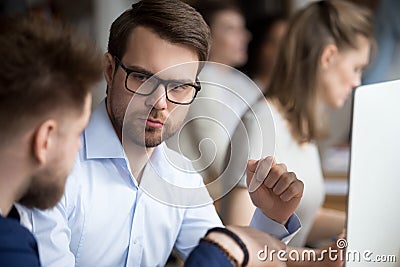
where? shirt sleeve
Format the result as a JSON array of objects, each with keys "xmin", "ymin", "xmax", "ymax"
[
  {"xmin": 184, "ymin": 241, "xmax": 234, "ymax": 267},
  {"xmin": 29, "ymin": 204, "xmax": 76, "ymax": 267},
  {"xmin": 250, "ymin": 208, "xmax": 301, "ymax": 244},
  {"xmin": 0, "ymin": 217, "xmax": 41, "ymax": 267},
  {"xmin": 174, "ymin": 197, "xmax": 224, "ymax": 260}
]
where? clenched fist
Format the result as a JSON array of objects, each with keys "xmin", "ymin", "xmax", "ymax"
[{"xmin": 247, "ymin": 156, "xmax": 304, "ymax": 225}]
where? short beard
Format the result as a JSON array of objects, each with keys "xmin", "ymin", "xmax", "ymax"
[
  {"xmin": 143, "ymin": 125, "xmax": 177, "ymax": 147},
  {"xmin": 124, "ymin": 122, "xmax": 178, "ymax": 148},
  {"xmin": 110, "ymin": 97, "xmax": 187, "ymax": 148},
  {"xmin": 143, "ymin": 127, "xmax": 162, "ymax": 147},
  {"xmin": 19, "ymin": 176, "xmax": 65, "ymax": 210}
]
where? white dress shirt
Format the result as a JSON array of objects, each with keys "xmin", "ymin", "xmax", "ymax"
[{"xmin": 19, "ymin": 100, "xmax": 300, "ymax": 267}]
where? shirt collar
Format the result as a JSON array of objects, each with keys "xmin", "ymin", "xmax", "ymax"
[{"xmin": 84, "ymin": 99, "xmax": 126, "ymax": 159}]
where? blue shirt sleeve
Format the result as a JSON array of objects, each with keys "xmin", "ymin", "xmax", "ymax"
[
  {"xmin": 184, "ymin": 241, "xmax": 234, "ymax": 267},
  {"xmin": 0, "ymin": 216, "xmax": 41, "ymax": 267},
  {"xmin": 250, "ymin": 208, "xmax": 301, "ymax": 244}
]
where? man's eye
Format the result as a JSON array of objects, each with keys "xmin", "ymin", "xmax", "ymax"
[
  {"xmin": 169, "ymin": 83, "xmax": 190, "ymax": 91},
  {"xmin": 131, "ymin": 73, "xmax": 149, "ymax": 82}
]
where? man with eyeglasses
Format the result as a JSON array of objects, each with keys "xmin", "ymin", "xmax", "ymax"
[{"xmin": 20, "ymin": 1, "xmax": 303, "ymax": 266}]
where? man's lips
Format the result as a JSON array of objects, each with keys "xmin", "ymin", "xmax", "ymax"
[{"xmin": 143, "ymin": 118, "xmax": 164, "ymax": 129}]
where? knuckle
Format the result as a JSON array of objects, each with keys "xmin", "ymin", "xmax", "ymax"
[
  {"xmin": 287, "ymin": 184, "xmax": 298, "ymax": 195},
  {"xmin": 276, "ymin": 163, "xmax": 287, "ymax": 171},
  {"xmin": 269, "ymin": 166, "xmax": 281, "ymax": 178},
  {"xmin": 288, "ymin": 171, "xmax": 297, "ymax": 179},
  {"xmin": 297, "ymin": 179, "xmax": 305, "ymax": 189},
  {"xmin": 281, "ymin": 173, "xmax": 294, "ymax": 184},
  {"xmin": 275, "ymin": 163, "xmax": 286, "ymax": 170},
  {"xmin": 288, "ymin": 186, "xmax": 298, "ymax": 195}
]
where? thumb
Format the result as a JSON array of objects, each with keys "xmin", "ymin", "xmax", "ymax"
[
  {"xmin": 247, "ymin": 156, "xmax": 275, "ymax": 192},
  {"xmin": 246, "ymin": 159, "xmax": 259, "ymax": 174},
  {"xmin": 246, "ymin": 159, "xmax": 259, "ymax": 187}
]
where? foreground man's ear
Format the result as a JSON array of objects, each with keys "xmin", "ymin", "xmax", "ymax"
[
  {"xmin": 33, "ymin": 120, "xmax": 57, "ymax": 165},
  {"xmin": 104, "ymin": 53, "xmax": 116, "ymax": 90}
]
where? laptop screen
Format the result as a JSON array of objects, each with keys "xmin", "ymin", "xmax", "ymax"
[{"xmin": 345, "ymin": 80, "xmax": 400, "ymax": 266}]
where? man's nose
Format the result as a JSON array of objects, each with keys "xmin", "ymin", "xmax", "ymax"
[{"xmin": 145, "ymin": 84, "xmax": 168, "ymax": 110}]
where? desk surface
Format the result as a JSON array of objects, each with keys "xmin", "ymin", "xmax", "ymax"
[{"xmin": 323, "ymin": 172, "xmax": 348, "ymax": 212}]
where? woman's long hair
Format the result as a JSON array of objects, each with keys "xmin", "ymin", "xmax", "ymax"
[{"xmin": 265, "ymin": 0, "xmax": 375, "ymax": 144}]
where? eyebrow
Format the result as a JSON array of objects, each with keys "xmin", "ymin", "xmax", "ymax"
[
  {"xmin": 124, "ymin": 64, "xmax": 154, "ymax": 77},
  {"xmin": 125, "ymin": 64, "xmax": 195, "ymax": 84}
]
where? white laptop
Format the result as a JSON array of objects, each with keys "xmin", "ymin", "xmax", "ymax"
[{"xmin": 346, "ymin": 79, "xmax": 400, "ymax": 266}]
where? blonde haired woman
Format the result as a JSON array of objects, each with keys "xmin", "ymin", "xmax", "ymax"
[{"xmin": 222, "ymin": 0, "xmax": 375, "ymax": 265}]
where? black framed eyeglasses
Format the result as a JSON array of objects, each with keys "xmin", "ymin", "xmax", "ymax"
[{"xmin": 114, "ymin": 57, "xmax": 201, "ymax": 105}]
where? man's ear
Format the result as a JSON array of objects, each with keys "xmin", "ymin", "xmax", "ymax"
[
  {"xmin": 104, "ymin": 53, "xmax": 115, "ymax": 88},
  {"xmin": 33, "ymin": 120, "xmax": 57, "ymax": 165},
  {"xmin": 320, "ymin": 44, "xmax": 338, "ymax": 69}
]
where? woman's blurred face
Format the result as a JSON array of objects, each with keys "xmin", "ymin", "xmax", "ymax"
[
  {"xmin": 320, "ymin": 35, "xmax": 371, "ymax": 108},
  {"xmin": 209, "ymin": 9, "xmax": 251, "ymax": 67}
]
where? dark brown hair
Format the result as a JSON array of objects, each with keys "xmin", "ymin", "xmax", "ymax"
[
  {"xmin": 108, "ymin": 0, "xmax": 211, "ymax": 63},
  {"xmin": 0, "ymin": 16, "xmax": 102, "ymax": 141},
  {"xmin": 265, "ymin": 0, "xmax": 375, "ymax": 144}
]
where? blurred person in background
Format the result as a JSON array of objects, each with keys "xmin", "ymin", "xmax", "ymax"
[
  {"xmin": 198, "ymin": 0, "xmax": 250, "ymax": 67},
  {"xmin": 240, "ymin": 15, "xmax": 288, "ymax": 92},
  {"xmin": 0, "ymin": 0, "xmax": 58, "ymax": 20},
  {"xmin": 321, "ymin": 0, "xmax": 400, "ymax": 172},
  {"xmin": 223, "ymin": 1, "xmax": 375, "ymax": 266}
]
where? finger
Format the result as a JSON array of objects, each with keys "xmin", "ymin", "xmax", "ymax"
[
  {"xmin": 279, "ymin": 180, "xmax": 304, "ymax": 202},
  {"xmin": 246, "ymin": 160, "xmax": 261, "ymax": 193},
  {"xmin": 263, "ymin": 163, "xmax": 287, "ymax": 189},
  {"xmin": 247, "ymin": 157, "xmax": 274, "ymax": 193},
  {"xmin": 246, "ymin": 159, "xmax": 259, "ymax": 174},
  {"xmin": 254, "ymin": 156, "xmax": 275, "ymax": 182},
  {"xmin": 272, "ymin": 172, "xmax": 296, "ymax": 195},
  {"xmin": 248, "ymin": 173, "xmax": 263, "ymax": 193}
]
